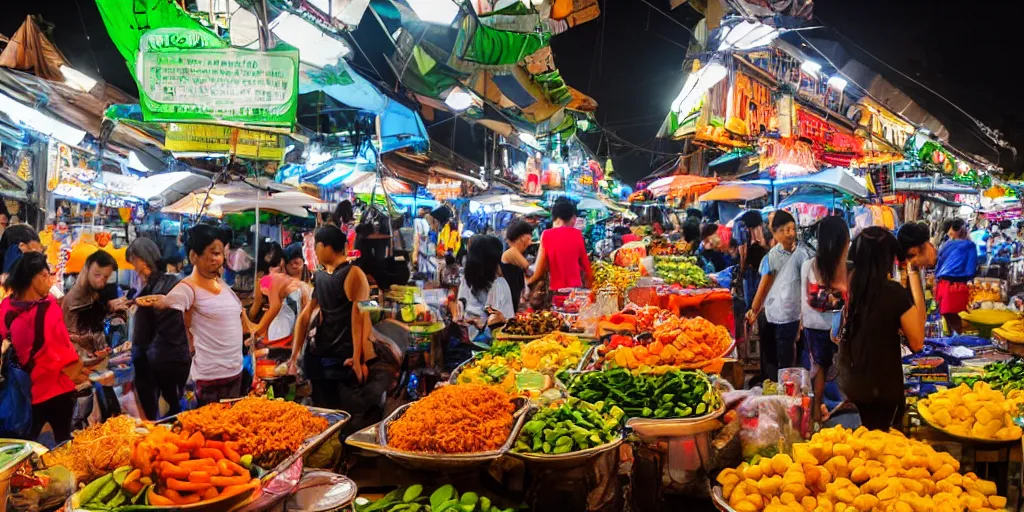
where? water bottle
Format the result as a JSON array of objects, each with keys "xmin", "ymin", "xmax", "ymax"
[{"xmin": 407, "ymin": 373, "xmax": 420, "ymax": 400}]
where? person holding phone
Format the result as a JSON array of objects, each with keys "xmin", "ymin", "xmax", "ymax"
[{"xmin": 458, "ymin": 235, "xmax": 515, "ymax": 340}]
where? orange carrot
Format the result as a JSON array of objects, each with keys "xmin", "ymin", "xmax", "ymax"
[
  {"xmin": 210, "ymin": 475, "xmax": 250, "ymax": 487},
  {"xmin": 218, "ymin": 479, "xmax": 259, "ymax": 498},
  {"xmin": 148, "ymin": 487, "xmax": 174, "ymax": 506},
  {"xmin": 203, "ymin": 487, "xmax": 220, "ymax": 500},
  {"xmin": 189, "ymin": 431, "xmax": 206, "ymax": 449},
  {"xmin": 196, "ymin": 447, "xmax": 225, "ymax": 460},
  {"xmin": 123, "ymin": 469, "xmax": 142, "ymax": 486},
  {"xmin": 122, "ymin": 480, "xmax": 143, "ymax": 495},
  {"xmin": 160, "ymin": 452, "xmax": 190, "ymax": 463},
  {"xmin": 218, "ymin": 458, "xmax": 247, "ymax": 476},
  {"xmin": 221, "ymin": 444, "xmax": 241, "ymax": 463},
  {"xmin": 204, "ymin": 440, "xmax": 226, "ymax": 450},
  {"xmin": 160, "ymin": 462, "xmax": 190, "ymax": 480},
  {"xmin": 161, "ymin": 488, "xmax": 202, "ymax": 505},
  {"xmin": 188, "ymin": 471, "xmax": 212, "ymax": 484},
  {"xmin": 179, "ymin": 458, "xmax": 216, "ymax": 470},
  {"xmin": 166, "ymin": 478, "xmax": 213, "ymax": 492}
]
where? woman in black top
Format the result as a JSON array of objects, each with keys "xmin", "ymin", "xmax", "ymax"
[
  {"xmin": 837, "ymin": 227, "xmax": 925, "ymax": 430},
  {"xmin": 501, "ymin": 220, "xmax": 534, "ymax": 312},
  {"xmin": 127, "ymin": 238, "xmax": 190, "ymax": 420}
]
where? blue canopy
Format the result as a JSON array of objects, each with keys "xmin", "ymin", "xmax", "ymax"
[
  {"xmin": 778, "ymin": 188, "xmax": 852, "ymax": 210},
  {"xmin": 299, "ymin": 61, "xmax": 429, "ymax": 154},
  {"xmin": 748, "ymin": 167, "xmax": 869, "ymax": 199}
]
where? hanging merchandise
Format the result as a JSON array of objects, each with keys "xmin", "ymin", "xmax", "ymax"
[
  {"xmin": 758, "ymin": 138, "xmax": 816, "ymax": 178},
  {"xmin": 542, "ymin": 161, "xmax": 564, "ymax": 189},
  {"xmin": 729, "ymin": 72, "xmax": 778, "ymax": 138},
  {"xmin": 524, "ymin": 155, "xmax": 542, "ymax": 196}
]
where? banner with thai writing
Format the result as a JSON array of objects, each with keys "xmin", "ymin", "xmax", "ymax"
[
  {"xmin": 137, "ymin": 29, "xmax": 298, "ymax": 127},
  {"xmin": 796, "ymin": 108, "xmax": 863, "ymax": 154},
  {"xmin": 165, "ymin": 123, "xmax": 284, "ymax": 160}
]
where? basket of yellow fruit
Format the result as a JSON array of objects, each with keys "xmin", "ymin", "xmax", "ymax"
[
  {"xmin": 712, "ymin": 426, "xmax": 1010, "ymax": 512},
  {"xmin": 915, "ymin": 381, "xmax": 1023, "ymax": 445}
]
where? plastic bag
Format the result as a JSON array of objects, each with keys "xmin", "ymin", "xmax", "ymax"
[
  {"xmin": 735, "ymin": 391, "xmax": 803, "ymax": 459},
  {"xmin": 0, "ymin": 345, "xmax": 33, "ymax": 438},
  {"xmin": 9, "ymin": 464, "xmax": 76, "ymax": 512}
]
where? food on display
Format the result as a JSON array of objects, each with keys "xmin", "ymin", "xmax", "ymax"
[
  {"xmin": 77, "ymin": 428, "xmax": 259, "ymax": 510},
  {"xmin": 613, "ymin": 242, "xmax": 647, "ymax": 268},
  {"xmin": 969, "ymin": 280, "xmax": 1002, "ymax": 304},
  {"xmin": 631, "ymin": 306, "xmax": 674, "ymax": 333},
  {"xmin": 597, "ymin": 313, "xmax": 638, "ymax": 337},
  {"xmin": 41, "ymin": 416, "xmax": 142, "ymax": 484},
  {"xmin": 455, "ymin": 353, "xmax": 523, "ymax": 390},
  {"xmin": 648, "ymin": 239, "xmax": 692, "ymax": 257},
  {"xmin": 716, "ymin": 426, "xmax": 1009, "ymax": 512},
  {"xmin": 994, "ymin": 320, "xmax": 1024, "ymax": 343},
  {"xmin": 387, "ymin": 384, "xmax": 516, "ymax": 453},
  {"xmin": 514, "ymin": 398, "xmax": 624, "ymax": 454},
  {"xmin": 568, "ymin": 368, "xmax": 721, "ymax": 419},
  {"xmin": 916, "ymin": 381, "xmax": 1023, "ymax": 441},
  {"xmin": 953, "ymin": 358, "xmax": 1024, "ymax": 392},
  {"xmin": 598, "ymin": 315, "xmax": 732, "ymax": 370},
  {"xmin": 520, "ymin": 332, "xmax": 585, "ymax": 371},
  {"xmin": 502, "ymin": 311, "xmax": 565, "ymax": 336},
  {"xmin": 354, "ymin": 484, "xmax": 515, "ymax": 512},
  {"xmin": 653, "ymin": 255, "xmax": 709, "ymax": 287},
  {"xmin": 176, "ymin": 396, "xmax": 328, "ymax": 467},
  {"xmin": 593, "ymin": 261, "xmax": 640, "ymax": 295}
]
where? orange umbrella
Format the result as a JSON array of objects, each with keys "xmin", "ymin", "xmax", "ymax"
[{"xmin": 65, "ymin": 243, "xmax": 133, "ymax": 273}]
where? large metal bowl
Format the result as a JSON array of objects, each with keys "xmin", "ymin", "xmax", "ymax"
[
  {"xmin": 348, "ymin": 398, "xmax": 529, "ymax": 472},
  {"xmin": 509, "ymin": 436, "xmax": 623, "ymax": 470},
  {"xmin": 0, "ymin": 440, "xmax": 33, "ymax": 507}
]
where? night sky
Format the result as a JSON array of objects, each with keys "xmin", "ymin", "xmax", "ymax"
[{"xmin": 3, "ymin": 0, "xmax": 1021, "ymax": 185}]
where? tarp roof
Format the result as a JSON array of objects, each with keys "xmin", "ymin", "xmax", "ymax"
[
  {"xmin": 748, "ymin": 167, "xmax": 869, "ymax": 199},
  {"xmin": 0, "ymin": 16, "xmax": 68, "ymax": 81}
]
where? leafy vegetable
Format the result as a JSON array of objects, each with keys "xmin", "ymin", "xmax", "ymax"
[
  {"xmin": 355, "ymin": 485, "xmax": 516, "ymax": 512},
  {"xmin": 953, "ymin": 358, "xmax": 1024, "ymax": 392}
]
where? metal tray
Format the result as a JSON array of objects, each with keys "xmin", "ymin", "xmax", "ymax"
[
  {"xmin": 509, "ymin": 436, "xmax": 623, "ymax": 470},
  {"xmin": 449, "ymin": 342, "xmax": 592, "ymax": 385},
  {"xmin": 626, "ymin": 403, "xmax": 726, "ymax": 439},
  {"xmin": 914, "ymin": 403, "xmax": 1021, "ymax": 446},
  {"xmin": 347, "ymin": 398, "xmax": 529, "ymax": 472},
  {"xmin": 159, "ymin": 402, "xmax": 351, "ymax": 480},
  {"xmin": 710, "ymin": 486, "xmax": 735, "ymax": 512},
  {"xmin": 0, "ymin": 440, "xmax": 34, "ymax": 507},
  {"xmin": 587, "ymin": 336, "xmax": 737, "ymax": 372}
]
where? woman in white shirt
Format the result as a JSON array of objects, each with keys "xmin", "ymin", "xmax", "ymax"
[{"xmin": 457, "ymin": 234, "xmax": 515, "ymax": 340}]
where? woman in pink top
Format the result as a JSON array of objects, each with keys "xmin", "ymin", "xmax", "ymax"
[
  {"xmin": 528, "ymin": 197, "xmax": 593, "ymax": 291},
  {"xmin": 0, "ymin": 252, "xmax": 85, "ymax": 443}
]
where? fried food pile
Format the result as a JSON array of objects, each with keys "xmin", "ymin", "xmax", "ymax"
[
  {"xmin": 177, "ymin": 397, "xmax": 328, "ymax": 467},
  {"xmin": 387, "ymin": 384, "xmax": 515, "ymax": 453},
  {"xmin": 42, "ymin": 416, "xmax": 143, "ymax": 483}
]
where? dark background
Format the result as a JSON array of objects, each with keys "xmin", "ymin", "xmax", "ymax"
[{"xmin": 4, "ymin": 0, "xmax": 1021, "ymax": 185}]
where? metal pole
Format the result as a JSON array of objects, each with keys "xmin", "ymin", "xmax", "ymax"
[{"xmin": 254, "ymin": 189, "xmax": 260, "ymax": 284}]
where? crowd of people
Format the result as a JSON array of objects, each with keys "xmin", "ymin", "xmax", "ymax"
[{"xmin": 3, "ymin": 190, "xmax": 1020, "ymax": 444}]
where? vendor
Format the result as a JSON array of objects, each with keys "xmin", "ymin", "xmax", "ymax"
[
  {"xmin": 527, "ymin": 197, "xmax": 592, "ymax": 292},
  {"xmin": 900, "ymin": 220, "xmax": 975, "ymax": 334},
  {"xmin": 290, "ymin": 225, "xmax": 397, "ymax": 434},
  {"xmin": 838, "ymin": 227, "xmax": 925, "ymax": 430},
  {"xmin": 501, "ymin": 219, "xmax": 534, "ymax": 312},
  {"xmin": 126, "ymin": 237, "xmax": 190, "ymax": 420},
  {"xmin": 249, "ymin": 242, "xmax": 305, "ymax": 349}
]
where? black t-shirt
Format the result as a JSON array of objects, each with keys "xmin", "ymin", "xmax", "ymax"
[
  {"xmin": 837, "ymin": 280, "xmax": 914, "ymax": 405},
  {"xmin": 311, "ymin": 265, "xmax": 354, "ymax": 359}
]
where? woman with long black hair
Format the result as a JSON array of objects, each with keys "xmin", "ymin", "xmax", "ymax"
[
  {"xmin": 458, "ymin": 235, "xmax": 515, "ymax": 340},
  {"xmin": 800, "ymin": 216, "xmax": 850, "ymax": 421},
  {"xmin": 0, "ymin": 252, "xmax": 85, "ymax": 442},
  {"xmin": 836, "ymin": 227, "xmax": 925, "ymax": 430}
]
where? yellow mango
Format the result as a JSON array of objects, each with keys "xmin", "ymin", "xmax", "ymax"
[
  {"xmin": 988, "ymin": 495, "xmax": 1007, "ymax": 508},
  {"xmin": 893, "ymin": 502, "xmax": 913, "ymax": 512},
  {"xmin": 718, "ymin": 469, "xmax": 741, "ymax": 486},
  {"xmin": 781, "ymin": 483, "xmax": 809, "ymax": 500},
  {"xmin": 833, "ymin": 443, "xmax": 854, "ymax": 459},
  {"xmin": 849, "ymin": 466, "xmax": 869, "ymax": 484},
  {"xmin": 761, "ymin": 457, "xmax": 776, "ymax": 477},
  {"xmin": 905, "ymin": 467, "xmax": 931, "ymax": 480},
  {"xmin": 733, "ymin": 501, "xmax": 759, "ymax": 512},
  {"xmin": 932, "ymin": 463, "xmax": 955, "ymax": 481},
  {"xmin": 814, "ymin": 495, "xmax": 834, "ymax": 512},
  {"xmin": 851, "ymin": 494, "xmax": 879, "ymax": 511},
  {"xmin": 744, "ymin": 464, "xmax": 764, "ymax": 481},
  {"xmin": 783, "ymin": 469, "xmax": 806, "ymax": 486},
  {"xmin": 745, "ymin": 493, "xmax": 764, "ymax": 509},
  {"xmin": 801, "ymin": 496, "xmax": 816, "ymax": 511},
  {"xmin": 780, "ymin": 492, "xmax": 797, "ymax": 505},
  {"xmin": 802, "ymin": 464, "xmax": 820, "ymax": 487},
  {"xmin": 900, "ymin": 478, "xmax": 924, "ymax": 495},
  {"xmin": 834, "ymin": 488, "xmax": 856, "ymax": 504},
  {"xmin": 976, "ymin": 479, "xmax": 997, "ymax": 496},
  {"xmin": 825, "ymin": 456, "xmax": 850, "ymax": 479},
  {"xmin": 772, "ymin": 454, "xmax": 795, "ymax": 475},
  {"xmin": 758, "ymin": 475, "xmax": 784, "ymax": 496}
]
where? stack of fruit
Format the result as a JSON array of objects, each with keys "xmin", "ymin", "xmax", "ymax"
[
  {"xmin": 916, "ymin": 381, "xmax": 1023, "ymax": 441},
  {"xmin": 716, "ymin": 426, "xmax": 1009, "ymax": 512},
  {"xmin": 653, "ymin": 255, "xmax": 709, "ymax": 288},
  {"xmin": 593, "ymin": 262, "xmax": 641, "ymax": 296}
]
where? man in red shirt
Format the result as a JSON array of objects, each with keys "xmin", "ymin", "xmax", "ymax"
[{"xmin": 528, "ymin": 197, "xmax": 593, "ymax": 291}]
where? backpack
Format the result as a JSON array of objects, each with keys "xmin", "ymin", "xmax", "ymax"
[{"xmin": 0, "ymin": 299, "xmax": 51, "ymax": 437}]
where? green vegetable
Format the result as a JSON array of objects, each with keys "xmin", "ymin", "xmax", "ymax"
[
  {"xmin": 107, "ymin": 490, "xmax": 128, "ymax": 508},
  {"xmin": 404, "ymin": 485, "xmax": 423, "ymax": 502},
  {"xmin": 240, "ymin": 453, "xmax": 254, "ymax": 469},
  {"xmin": 567, "ymin": 368, "xmax": 720, "ymax": 420},
  {"xmin": 78, "ymin": 473, "xmax": 114, "ymax": 505},
  {"xmin": 512, "ymin": 397, "xmax": 623, "ymax": 455},
  {"xmin": 430, "ymin": 485, "xmax": 455, "ymax": 510}
]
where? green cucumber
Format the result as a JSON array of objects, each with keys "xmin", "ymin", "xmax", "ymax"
[{"xmin": 78, "ymin": 474, "xmax": 114, "ymax": 504}]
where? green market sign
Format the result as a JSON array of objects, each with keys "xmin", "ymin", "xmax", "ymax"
[{"xmin": 136, "ymin": 29, "xmax": 298, "ymax": 127}]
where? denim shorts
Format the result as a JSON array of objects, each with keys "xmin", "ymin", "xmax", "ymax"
[{"xmin": 805, "ymin": 328, "xmax": 836, "ymax": 375}]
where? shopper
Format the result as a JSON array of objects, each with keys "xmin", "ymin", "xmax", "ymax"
[
  {"xmin": 838, "ymin": 227, "xmax": 925, "ymax": 430},
  {"xmin": 746, "ymin": 211, "xmax": 809, "ymax": 381},
  {"xmin": 800, "ymin": 216, "xmax": 850, "ymax": 422},
  {"xmin": 149, "ymin": 224, "xmax": 252, "ymax": 405},
  {"xmin": 284, "ymin": 243, "xmax": 313, "ymax": 298},
  {"xmin": 0, "ymin": 252, "xmax": 85, "ymax": 443},
  {"xmin": 528, "ymin": 197, "xmax": 593, "ymax": 291},
  {"xmin": 459, "ymin": 234, "xmax": 516, "ymax": 340},
  {"xmin": 291, "ymin": 225, "xmax": 395, "ymax": 433},
  {"xmin": 249, "ymin": 242, "xmax": 304, "ymax": 349},
  {"xmin": 126, "ymin": 238, "xmax": 190, "ymax": 420},
  {"xmin": 699, "ymin": 223, "xmax": 728, "ymax": 272},
  {"xmin": 903, "ymin": 220, "xmax": 974, "ymax": 334},
  {"xmin": 501, "ymin": 219, "xmax": 534, "ymax": 312},
  {"xmin": 734, "ymin": 210, "xmax": 768, "ymax": 310}
]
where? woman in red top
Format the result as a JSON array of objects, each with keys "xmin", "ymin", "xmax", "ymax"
[
  {"xmin": 528, "ymin": 197, "xmax": 593, "ymax": 291},
  {"xmin": 0, "ymin": 253, "xmax": 84, "ymax": 443}
]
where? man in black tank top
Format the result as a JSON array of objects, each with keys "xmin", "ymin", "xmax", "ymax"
[{"xmin": 290, "ymin": 226, "xmax": 397, "ymax": 435}]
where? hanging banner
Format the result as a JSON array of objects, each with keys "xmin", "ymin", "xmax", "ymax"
[
  {"xmin": 796, "ymin": 108, "xmax": 863, "ymax": 154},
  {"xmin": 137, "ymin": 29, "xmax": 298, "ymax": 127},
  {"xmin": 165, "ymin": 123, "xmax": 285, "ymax": 160}
]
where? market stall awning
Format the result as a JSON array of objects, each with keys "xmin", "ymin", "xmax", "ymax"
[
  {"xmin": 134, "ymin": 171, "xmax": 212, "ymax": 207},
  {"xmin": 162, "ymin": 184, "xmax": 325, "ymax": 218},
  {"xmin": 748, "ymin": 167, "xmax": 869, "ymax": 199},
  {"xmin": 778, "ymin": 188, "xmax": 853, "ymax": 209},
  {"xmin": 698, "ymin": 182, "xmax": 768, "ymax": 202},
  {"xmin": 647, "ymin": 174, "xmax": 720, "ymax": 198},
  {"xmin": 894, "ymin": 177, "xmax": 979, "ymax": 195}
]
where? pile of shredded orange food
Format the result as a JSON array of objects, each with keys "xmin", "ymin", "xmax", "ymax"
[
  {"xmin": 177, "ymin": 397, "xmax": 328, "ymax": 465},
  {"xmin": 42, "ymin": 416, "xmax": 142, "ymax": 483},
  {"xmin": 387, "ymin": 384, "xmax": 515, "ymax": 453}
]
